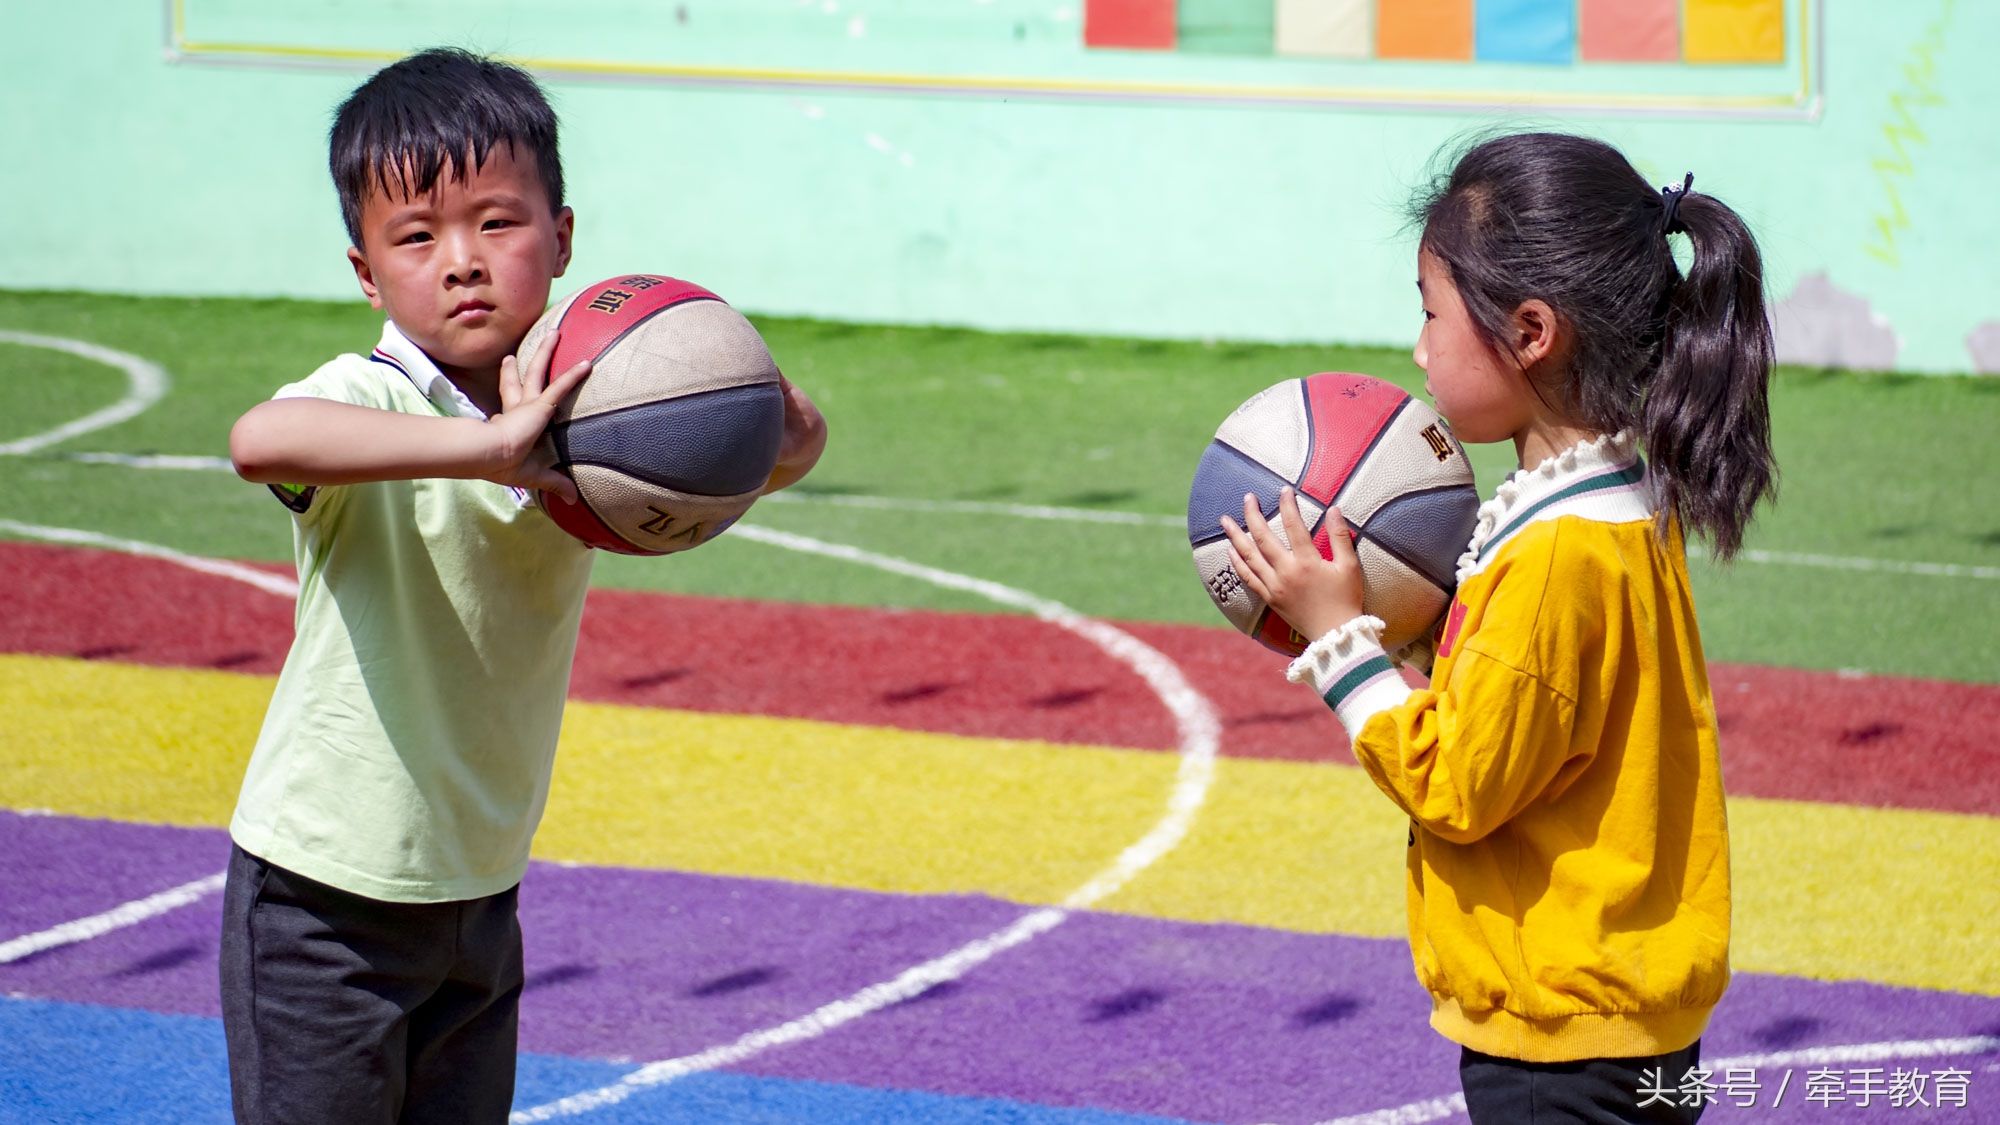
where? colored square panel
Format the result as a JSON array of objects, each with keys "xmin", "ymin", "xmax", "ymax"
[
  {"xmin": 1685, "ymin": 0, "xmax": 1785, "ymax": 63},
  {"xmin": 1084, "ymin": 0, "xmax": 1176, "ymax": 50},
  {"xmin": 1476, "ymin": 0, "xmax": 1576, "ymax": 65},
  {"xmin": 1179, "ymin": 0, "xmax": 1277, "ymax": 55},
  {"xmin": 1275, "ymin": 0, "xmax": 1371, "ymax": 59},
  {"xmin": 1580, "ymin": 0, "xmax": 1679, "ymax": 61},
  {"xmin": 1377, "ymin": 0, "xmax": 1473, "ymax": 61}
]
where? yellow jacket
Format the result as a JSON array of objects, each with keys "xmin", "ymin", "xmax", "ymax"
[{"xmin": 1288, "ymin": 431, "xmax": 1730, "ymax": 1062}]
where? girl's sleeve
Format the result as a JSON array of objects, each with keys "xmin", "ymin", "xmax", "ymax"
[{"xmin": 1286, "ymin": 615, "xmax": 1584, "ymax": 844}]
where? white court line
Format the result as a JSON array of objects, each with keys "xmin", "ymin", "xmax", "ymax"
[
  {"xmin": 1307, "ymin": 1036, "xmax": 2000, "ymax": 1125},
  {"xmin": 0, "ymin": 520, "xmax": 300, "ymax": 599},
  {"xmin": 0, "ymin": 332, "xmax": 167, "ymax": 456},
  {"xmin": 509, "ymin": 523, "xmax": 1222, "ymax": 1122},
  {"xmin": 0, "ymin": 513, "xmax": 1222, "ymax": 1120},
  {"xmin": 0, "ymin": 873, "xmax": 227, "ymax": 965},
  {"xmin": 29, "ymin": 451, "xmax": 2000, "ymax": 583}
]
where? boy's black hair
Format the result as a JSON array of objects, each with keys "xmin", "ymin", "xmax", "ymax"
[
  {"xmin": 329, "ymin": 47, "xmax": 564, "ymax": 247},
  {"xmin": 1412, "ymin": 132, "xmax": 1776, "ymax": 559}
]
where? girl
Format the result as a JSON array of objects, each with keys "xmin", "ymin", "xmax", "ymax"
[{"xmin": 1222, "ymin": 132, "xmax": 1775, "ymax": 1122}]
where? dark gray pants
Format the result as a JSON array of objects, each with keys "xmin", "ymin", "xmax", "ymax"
[
  {"xmin": 219, "ymin": 845, "xmax": 524, "ymax": 1125},
  {"xmin": 1462, "ymin": 1041, "xmax": 1706, "ymax": 1124}
]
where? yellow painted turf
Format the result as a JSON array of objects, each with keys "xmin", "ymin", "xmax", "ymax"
[{"xmin": 4, "ymin": 654, "xmax": 1997, "ymax": 996}]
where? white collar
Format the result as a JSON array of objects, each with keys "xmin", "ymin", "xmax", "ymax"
[
  {"xmin": 369, "ymin": 321, "xmax": 488, "ymax": 420},
  {"xmin": 1456, "ymin": 430, "xmax": 1649, "ymax": 581}
]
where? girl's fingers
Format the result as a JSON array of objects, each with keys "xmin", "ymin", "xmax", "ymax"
[
  {"xmin": 1219, "ymin": 514, "xmax": 1277, "ymax": 588},
  {"xmin": 1241, "ymin": 492, "xmax": 1277, "ymax": 543},
  {"xmin": 1224, "ymin": 543, "xmax": 1269, "ymax": 600},
  {"xmin": 1277, "ymin": 487, "xmax": 1317, "ymax": 560},
  {"xmin": 1322, "ymin": 506, "xmax": 1360, "ymax": 566}
]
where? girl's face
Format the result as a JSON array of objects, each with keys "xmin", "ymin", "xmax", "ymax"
[{"xmin": 1413, "ymin": 250, "xmax": 1532, "ymax": 446}]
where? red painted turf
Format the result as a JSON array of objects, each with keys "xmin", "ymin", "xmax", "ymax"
[{"xmin": 2, "ymin": 540, "xmax": 1995, "ymax": 815}]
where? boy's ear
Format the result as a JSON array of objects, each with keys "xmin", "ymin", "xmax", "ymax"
[
  {"xmin": 552, "ymin": 207, "xmax": 575, "ymax": 279},
  {"xmin": 1511, "ymin": 299, "xmax": 1563, "ymax": 370},
  {"xmin": 347, "ymin": 246, "xmax": 385, "ymax": 310}
]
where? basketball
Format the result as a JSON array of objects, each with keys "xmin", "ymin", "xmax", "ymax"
[
  {"xmin": 517, "ymin": 275, "xmax": 785, "ymax": 555},
  {"xmin": 1187, "ymin": 372, "xmax": 1481, "ymax": 657}
]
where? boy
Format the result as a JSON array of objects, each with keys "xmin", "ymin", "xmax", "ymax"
[{"xmin": 223, "ymin": 48, "xmax": 826, "ymax": 1123}]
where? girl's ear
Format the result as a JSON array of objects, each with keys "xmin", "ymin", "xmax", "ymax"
[{"xmin": 1511, "ymin": 299, "xmax": 1564, "ymax": 370}]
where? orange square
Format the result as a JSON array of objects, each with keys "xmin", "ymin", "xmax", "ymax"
[{"xmin": 1377, "ymin": 0, "xmax": 1473, "ymax": 61}]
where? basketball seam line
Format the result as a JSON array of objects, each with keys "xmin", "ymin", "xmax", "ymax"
[
  {"xmin": 571, "ymin": 292, "xmax": 721, "ymax": 372},
  {"xmin": 551, "ymin": 383, "xmax": 782, "ymax": 494},
  {"xmin": 1319, "ymin": 396, "xmax": 1412, "ymax": 509},
  {"xmin": 1346, "ymin": 482, "xmax": 1481, "ymax": 591},
  {"xmin": 1186, "ymin": 438, "xmax": 1298, "ymax": 547},
  {"xmin": 554, "ymin": 460, "xmax": 763, "ymax": 501}
]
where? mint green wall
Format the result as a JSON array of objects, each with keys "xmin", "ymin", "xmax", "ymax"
[{"xmin": 2, "ymin": 1, "xmax": 1993, "ymax": 372}]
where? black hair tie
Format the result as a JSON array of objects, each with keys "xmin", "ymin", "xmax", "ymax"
[{"xmin": 1660, "ymin": 172, "xmax": 1694, "ymax": 236}]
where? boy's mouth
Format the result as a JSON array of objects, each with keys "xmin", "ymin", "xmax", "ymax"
[{"xmin": 450, "ymin": 300, "xmax": 495, "ymax": 320}]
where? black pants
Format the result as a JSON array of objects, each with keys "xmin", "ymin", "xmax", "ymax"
[
  {"xmin": 1462, "ymin": 1041, "xmax": 1706, "ymax": 1124},
  {"xmin": 219, "ymin": 845, "xmax": 524, "ymax": 1125}
]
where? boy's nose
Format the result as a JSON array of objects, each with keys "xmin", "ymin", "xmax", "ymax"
[{"xmin": 441, "ymin": 232, "xmax": 485, "ymax": 286}]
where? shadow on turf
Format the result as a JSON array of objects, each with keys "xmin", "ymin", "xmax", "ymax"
[{"xmin": 686, "ymin": 966, "xmax": 783, "ymax": 999}]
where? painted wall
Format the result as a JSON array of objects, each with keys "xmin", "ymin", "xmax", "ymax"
[{"xmin": 1, "ymin": 1, "xmax": 1993, "ymax": 373}]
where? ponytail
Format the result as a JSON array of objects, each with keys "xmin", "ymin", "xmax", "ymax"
[
  {"xmin": 1412, "ymin": 133, "xmax": 1778, "ymax": 560},
  {"xmin": 1644, "ymin": 192, "xmax": 1777, "ymax": 559}
]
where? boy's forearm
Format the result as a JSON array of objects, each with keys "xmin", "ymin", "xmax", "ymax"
[{"xmin": 230, "ymin": 398, "xmax": 514, "ymax": 486}]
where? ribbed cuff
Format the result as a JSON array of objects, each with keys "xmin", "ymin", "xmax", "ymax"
[{"xmin": 1285, "ymin": 616, "xmax": 1412, "ymax": 736}]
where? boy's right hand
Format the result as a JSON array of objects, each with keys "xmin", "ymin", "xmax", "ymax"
[{"xmin": 487, "ymin": 336, "xmax": 592, "ymax": 503}]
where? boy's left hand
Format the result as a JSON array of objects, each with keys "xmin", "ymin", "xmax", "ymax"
[
  {"xmin": 1221, "ymin": 487, "xmax": 1366, "ymax": 644},
  {"xmin": 760, "ymin": 375, "xmax": 828, "ymax": 495}
]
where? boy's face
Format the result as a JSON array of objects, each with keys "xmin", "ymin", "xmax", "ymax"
[{"xmin": 347, "ymin": 144, "xmax": 572, "ymax": 384}]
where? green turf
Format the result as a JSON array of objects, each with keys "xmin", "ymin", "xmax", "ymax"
[{"xmin": 1, "ymin": 289, "xmax": 1996, "ymax": 683}]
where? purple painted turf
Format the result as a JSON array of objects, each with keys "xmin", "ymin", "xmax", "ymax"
[{"xmin": 4, "ymin": 813, "xmax": 1997, "ymax": 1123}]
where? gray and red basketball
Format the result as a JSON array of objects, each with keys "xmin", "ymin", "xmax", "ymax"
[{"xmin": 518, "ymin": 275, "xmax": 784, "ymax": 555}]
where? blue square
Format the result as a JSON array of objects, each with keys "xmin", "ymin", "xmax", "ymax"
[{"xmin": 1476, "ymin": 0, "xmax": 1578, "ymax": 64}]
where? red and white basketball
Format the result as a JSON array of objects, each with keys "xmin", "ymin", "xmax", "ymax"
[
  {"xmin": 517, "ymin": 275, "xmax": 784, "ymax": 555},
  {"xmin": 1187, "ymin": 372, "xmax": 1480, "ymax": 656}
]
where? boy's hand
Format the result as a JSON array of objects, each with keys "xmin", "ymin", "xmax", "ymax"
[
  {"xmin": 759, "ymin": 375, "xmax": 828, "ymax": 495},
  {"xmin": 1221, "ymin": 486, "xmax": 1366, "ymax": 644},
  {"xmin": 490, "ymin": 335, "xmax": 592, "ymax": 503}
]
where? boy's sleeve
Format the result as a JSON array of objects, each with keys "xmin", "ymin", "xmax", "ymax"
[
  {"xmin": 1285, "ymin": 548, "xmax": 1587, "ymax": 844},
  {"xmin": 261, "ymin": 359, "xmax": 388, "ymax": 522}
]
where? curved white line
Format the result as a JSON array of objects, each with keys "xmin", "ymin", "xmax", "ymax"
[
  {"xmin": 0, "ymin": 515, "xmax": 1221, "ymax": 1120},
  {"xmin": 0, "ymin": 332, "xmax": 169, "ymax": 456},
  {"xmin": 510, "ymin": 523, "xmax": 1222, "ymax": 1122},
  {"xmin": 39, "ymin": 451, "xmax": 2000, "ymax": 582},
  {"xmin": 0, "ymin": 520, "xmax": 299, "ymax": 599},
  {"xmin": 1310, "ymin": 1036, "xmax": 2000, "ymax": 1125}
]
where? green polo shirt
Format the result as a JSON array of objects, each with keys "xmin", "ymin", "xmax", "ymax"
[{"xmin": 230, "ymin": 322, "xmax": 595, "ymax": 903}]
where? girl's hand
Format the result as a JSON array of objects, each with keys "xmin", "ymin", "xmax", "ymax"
[
  {"xmin": 1220, "ymin": 486, "xmax": 1366, "ymax": 644},
  {"xmin": 490, "ymin": 333, "xmax": 592, "ymax": 502}
]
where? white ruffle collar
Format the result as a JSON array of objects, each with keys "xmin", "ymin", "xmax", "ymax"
[{"xmin": 1455, "ymin": 430, "xmax": 1642, "ymax": 582}]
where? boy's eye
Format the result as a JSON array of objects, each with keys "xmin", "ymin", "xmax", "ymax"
[
  {"xmin": 399, "ymin": 231, "xmax": 432, "ymax": 246},
  {"xmin": 1422, "ymin": 310, "xmax": 1435, "ymax": 322},
  {"xmin": 482, "ymin": 219, "xmax": 513, "ymax": 231}
]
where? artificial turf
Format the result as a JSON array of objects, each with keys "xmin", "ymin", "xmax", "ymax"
[{"xmin": 1, "ymin": 289, "xmax": 1995, "ymax": 683}]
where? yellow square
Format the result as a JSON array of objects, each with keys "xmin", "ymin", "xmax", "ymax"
[{"xmin": 1684, "ymin": 0, "xmax": 1785, "ymax": 63}]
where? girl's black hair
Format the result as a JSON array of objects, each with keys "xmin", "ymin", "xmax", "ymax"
[
  {"xmin": 329, "ymin": 47, "xmax": 564, "ymax": 248},
  {"xmin": 1413, "ymin": 132, "xmax": 1776, "ymax": 558}
]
